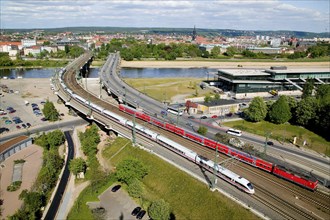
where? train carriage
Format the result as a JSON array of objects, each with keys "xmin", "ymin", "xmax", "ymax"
[
  {"xmin": 151, "ymin": 118, "xmax": 165, "ymax": 128},
  {"xmin": 184, "ymin": 131, "xmax": 204, "ymax": 143},
  {"xmin": 204, "ymin": 139, "xmax": 217, "ymax": 150},
  {"xmin": 165, "ymin": 123, "xmax": 185, "ymax": 136}
]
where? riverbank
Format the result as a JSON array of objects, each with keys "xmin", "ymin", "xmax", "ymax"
[{"xmin": 121, "ymin": 60, "xmax": 330, "ymax": 68}]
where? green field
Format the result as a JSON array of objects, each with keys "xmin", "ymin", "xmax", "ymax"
[
  {"xmin": 124, "ymin": 77, "xmax": 213, "ymax": 102},
  {"xmin": 223, "ymin": 120, "xmax": 330, "ymax": 156},
  {"xmin": 102, "ymin": 137, "xmax": 258, "ymax": 220}
]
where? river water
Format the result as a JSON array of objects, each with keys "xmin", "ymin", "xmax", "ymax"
[{"xmin": 0, "ymin": 67, "xmax": 218, "ymax": 79}]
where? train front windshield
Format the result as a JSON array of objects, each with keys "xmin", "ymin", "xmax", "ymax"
[{"xmin": 247, "ymin": 183, "xmax": 254, "ymax": 190}]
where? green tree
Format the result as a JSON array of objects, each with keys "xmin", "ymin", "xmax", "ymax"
[
  {"xmin": 224, "ymin": 46, "xmax": 237, "ymax": 57},
  {"xmin": 295, "ymin": 97, "xmax": 317, "ymax": 126},
  {"xmin": 316, "ymin": 84, "xmax": 330, "ymax": 105},
  {"xmin": 268, "ymin": 96, "xmax": 292, "ymax": 124},
  {"xmin": 204, "ymin": 94, "xmax": 212, "ymax": 103},
  {"xmin": 69, "ymin": 158, "xmax": 87, "ymax": 177},
  {"xmin": 210, "ymin": 46, "xmax": 220, "ymax": 58},
  {"xmin": 127, "ymin": 178, "xmax": 143, "ymax": 198},
  {"xmin": 302, "ymin": 78, "xmax": 315, "ymax": 99},
  {"xmin": 214, "ymin": 132, "xmax": 230, "ymax": 144},
  {"xmin": 148, "ymin": 199, "xmax": 171, "ymax": 220},
  {"xmin": 213, "ymin": 93, "xmax": 220, "ymax": 101},
  {"xmin": 47, "ymin": 130, "xmax": 65, "ymax": 149},
  {"xmin": 34, "ymin": 133, "xmax": 50, "ymax": 149},
  {"xmin": 115, "ymin": 158, "xmax": 148, "ymax": 185},
  {"xmin": 244, "ymin": 97, "xmax": 267, "ymax": 122},
  {"xmin": 42, "ymin": 100, "xmax": 59, "ymax": 121},
  {"xmin": 197, "ymin": 126, "xmax": 208, "ymax": 135}
]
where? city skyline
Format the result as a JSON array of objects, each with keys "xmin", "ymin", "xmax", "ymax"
[{"xmin": 1, "ymin": 0, "xmax": 329, "ymax": 33}]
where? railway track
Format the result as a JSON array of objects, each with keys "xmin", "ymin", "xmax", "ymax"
[{"xmin": 60, "ymin": 53, "xmax": 330, "ymax": 220}]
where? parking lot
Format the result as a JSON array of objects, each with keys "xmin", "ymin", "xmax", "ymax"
[{"xmin": 0, "ymin": 78, "xmax": 72, "ymax": 134}]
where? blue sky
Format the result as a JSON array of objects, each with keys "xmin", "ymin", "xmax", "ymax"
[{"xmin": 1, "ymin": 0, "xmax": 329, "ymax": 32}]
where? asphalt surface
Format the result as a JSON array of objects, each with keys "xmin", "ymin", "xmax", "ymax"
[{"xmin": 44, "ymin": 130, "xmax": 74, "ymax": 220}]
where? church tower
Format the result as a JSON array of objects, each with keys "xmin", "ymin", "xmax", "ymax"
[{"xmin": 192, "ymin": 25, "xmax": 197, "ymax": 41}]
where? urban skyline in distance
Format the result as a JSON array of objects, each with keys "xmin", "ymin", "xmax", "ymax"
[{"xmin": 0, "ymin": 0, "xmax": 329, "ymax": 33}]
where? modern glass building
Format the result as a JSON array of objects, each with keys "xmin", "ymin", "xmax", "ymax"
[{"xmin": 216, "ymin": 67, "xmax": 330, "ymax": 95}]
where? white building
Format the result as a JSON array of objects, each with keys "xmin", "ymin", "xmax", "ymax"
[{"xmin": 21, "ymin": 39, "xmax": 37, "ymax": 47}]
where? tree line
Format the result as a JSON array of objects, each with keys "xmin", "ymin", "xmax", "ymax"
[
  {"xmin": 93, "ymin": 39, "xmax": 330, "ymax": 61},
  {"xmin": 244, "ymin": 82, "xmax": 330, "ymax": 140}
]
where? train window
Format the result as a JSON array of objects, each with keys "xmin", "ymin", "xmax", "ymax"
[{"xmin": 247, "ymin": 183, "xmax": 254, "ymax": 190}]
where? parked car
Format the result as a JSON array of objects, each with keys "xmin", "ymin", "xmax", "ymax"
[
  {"xmin": 6, "ymin": 107, "xmax": 13, "ymax": 111},
  {"xmin": 211, "ymin": 115, "xmax": 217, "ymax": 118},
  {"xmin": 136, "ymin": 210, "xmax": 146, "ymax": 219},
  {"xmin": 14, "ymin": 119, "xmax": 23, "ymax": 124},
  {"xmin": 5, "ymin": 120, "xmax": 12, "ymax": 124},
  {"xmin": 0, "ymin": 127, "xmax": 9, "ymax": 134},
  {"xmin": 26, "ymin": 123, "xmax": 31, "ymax": 127},
  {"xmin": 16, "ymin": 125, "xmax": 21, "ymax": 129},
  {"xmin": 111, "ymin": 185, "xmax": 121, "ymax": 192},
  {"xmin": 8, "ymin": 109, "xmax": 16, "ymax": 114},
  {"xmin": 200, "ymin": 115, "xmax": 207, "ymax": 119},
  {"xmin": 0, "ymin": 112, "xmax": 7, "ymax": 116},
  {"xmin": 22, "ymin": 124, "xmax": 27, "ymax": 128},
  {"xmin": 41, "ymin": 117, "xmax": 47, "ymax": 121},
  {"xmin": 226, "ymin": 113, "xmax": 233, "ymax": 117},
  {"xmin": 188, "ymin": 115, "xmax": 195, "ymax": 119},
  {"xmin": 131, "ymin": 207, "xmax": 141, "ymax": 216}
]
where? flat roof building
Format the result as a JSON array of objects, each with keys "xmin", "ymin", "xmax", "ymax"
[{"xmin": 215, "ymin": 66, "xmax": 330, "ymax": 98}]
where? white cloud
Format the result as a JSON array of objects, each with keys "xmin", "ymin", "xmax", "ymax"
[{"xmin": 0, "ymin": 0, "xmax": 328, "ymax": 32}]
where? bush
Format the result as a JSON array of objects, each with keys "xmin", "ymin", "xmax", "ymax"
[{"xmin": 7, "ymin": 181, "xmax": 22, "ymax": 192}]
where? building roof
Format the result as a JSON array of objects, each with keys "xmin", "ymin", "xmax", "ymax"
[
  {"xmin": 199, "ymin": 99, "xmax": 238, "ymax": 107},
  {"xmin": 265, "ymin": 68, "xmax": 330, "ymax": 74},
  {"xmin": 0, "ymin": 136, "xmax": 30, "ymax": 153},
  {"xmin": 218, "ymin": 69, "xmax": 270, "ymax": 76},
  {"xmin": 0, "ymin": 41, "xmax": 22, "ymax": 46}
]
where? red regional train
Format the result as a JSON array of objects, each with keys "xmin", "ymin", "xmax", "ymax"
[{"xmin": 119, "ymin": 104, "xmax": 318, "ymax": 191}]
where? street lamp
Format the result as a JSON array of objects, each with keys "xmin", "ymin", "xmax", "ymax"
[{"xmin": 123, "ymin": 86, "xmax": 126, "ymax": 104}]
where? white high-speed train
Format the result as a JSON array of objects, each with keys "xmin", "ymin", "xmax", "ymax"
[{"xmin": 59, "ymin": 89, "xmax": 255, "ymax": 194}]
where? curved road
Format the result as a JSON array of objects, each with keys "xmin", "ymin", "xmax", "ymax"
[{"xmin": 44, "ymin": 131, "xmax": 74, "ymax": 220}]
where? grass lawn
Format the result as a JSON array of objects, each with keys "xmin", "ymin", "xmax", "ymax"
[
  {"xmin": 224, "ymin": 120, "xmax": 330, "ymax": 156},
  {"xmin": 91, "ymin": 59, "xmax": 105, "ymax": 67},
  {"xmin": 102, "ymin": 137, "xmax": 258, "ymax": 220},
  {"xmin": 67, "ymin": 176, "xmax": 116, "ymax": 220},
  {"xmin": 124, "ymin": 77, "xmax": 213, "ymax": 102}
]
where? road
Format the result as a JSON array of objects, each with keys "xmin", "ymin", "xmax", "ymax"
[{"xmin": 44, "ymin": 130, "xmax": 74, "ymax": 220}]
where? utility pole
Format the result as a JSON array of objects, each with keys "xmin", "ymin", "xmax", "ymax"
[
  {"xmin": 123, "ymin": 86, "xmax": 126, "ymax": 104},
  {"xmin": 264, "ymin": 131, "xmax": 271, "ymax": 155},
  {"xmin": 132, "ymin": 113, "xmax": 136, "ymax": 146},
  {"xmin": 99, "ymin": 78, "xmax": 102, "ymax": 99},
  {"xmin": 85, "ymin": 70, "xmax": 92, "ymax": 117},
  {"xmin": 211, "ymin": 143, "xmax": 218, "ymax": 190}
]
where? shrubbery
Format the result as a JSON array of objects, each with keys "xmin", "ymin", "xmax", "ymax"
[{"xmin": 7, "ymin": 181, "xmax": 22, "ymax": 192}]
